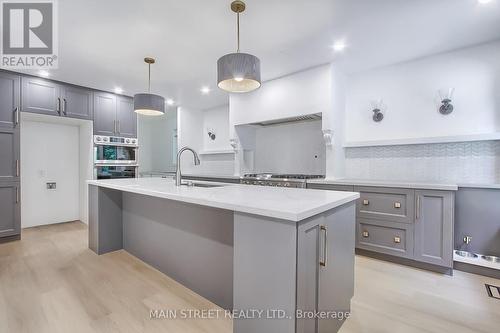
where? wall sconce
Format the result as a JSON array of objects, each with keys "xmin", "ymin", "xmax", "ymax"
[
  {"xmin": 438, "ymin": 88, "xmax": 455, "ymax": 115},
  {"xmin": 207, "ymin": 128, "xmax": 216, "ymax": 141},
  {"xmin": 322, "ymin": 129, "xmax": 333, "ymax": 147},
  {"xmin": 371, "ymin": 100, "xmax": 386, "ymax": 122}
]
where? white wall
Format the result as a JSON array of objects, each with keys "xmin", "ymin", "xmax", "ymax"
[
  {"xmin": 345, "ymin": 41, "xmax": 500, "ymax": 143},
  {"xmin": 253, "ymin": 120, "xmax": 326, "ymax": 175},
  {"xmin": 21, "ymin": 121, "xmax": 80, "ymax": 227},
  {"xmin": 178, "ymin": 106, "xmax": 235, "ymax": 175}
]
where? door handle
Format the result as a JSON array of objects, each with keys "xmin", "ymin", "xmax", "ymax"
[
  {"xmin": 16, "ymin": 187, "xmax": 19, "ymax": 203},
  {"xmin": 63, "ymin": 98, "xmax": 67, "ymax": 115},
  {"xmin": 320, "ymin": 225, "xmax": 327, "ymax": 267},
  {"xmin": 57, "ymin": 97, "xmax": 61, "ymax": 115},
  {"xmin": 15, "ymin": 159, "xmax": 19, "ymax": 177},
  {"xmin": 14, "ymin": 107, "xmax": 19, "ymax": 126},
  {"xmin": 113, "ymin": 120, "xmax": 117, "ymax": 134},
  {"xmin": 117, "ymin": 120, "xmax": 121, "ymax": 134}
]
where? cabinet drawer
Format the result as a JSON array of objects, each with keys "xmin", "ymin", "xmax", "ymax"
[
  {"xmin": 355, "ymin": 186, "xmax": 415, "ymax": 223},
  {"xmin": 356, "ymin": 218, "xmax": 414, "ymax": 259}
]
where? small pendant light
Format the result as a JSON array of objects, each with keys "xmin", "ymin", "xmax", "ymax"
[
  {"xmin": 217, "ymin": 1, "xmax": 261, "ymax": 93},
  {"xmin": 134, "ymin": 57, "xmax": 165, "ymax": 116}
]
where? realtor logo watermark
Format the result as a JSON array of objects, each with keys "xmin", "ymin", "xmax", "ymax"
[{"xmin": 1, "ymin": 0, "xmax": 58, "ymax": 69}]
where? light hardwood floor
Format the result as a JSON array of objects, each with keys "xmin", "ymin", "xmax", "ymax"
[{"xmin": 0, "ymin": 221, "xmax": 498, "ymax": 333}]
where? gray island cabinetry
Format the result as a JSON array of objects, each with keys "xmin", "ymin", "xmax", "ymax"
[{"xmin": 88, "ymin": 178, "xmax": 359, "ymax": 333}]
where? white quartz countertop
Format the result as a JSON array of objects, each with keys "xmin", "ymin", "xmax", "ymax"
[
  {"xmin": 307, "ymin": 178, "xmax": 459, "ymax": 191},
  {"xmin": 87, "ymin": 178, "xmax": 360, "ymax": 222}
]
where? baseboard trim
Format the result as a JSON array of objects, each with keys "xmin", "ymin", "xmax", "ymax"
[
  {"xmin": 356, "ymin": 248, "xmax": 453, "ymax": 275},
  {"xmin": 454, "ymin": 261, "xmax": 500, "ymax": 279},
  {"xmin": 0, "ymin": 234, "xmax": 21, "ymax": 244}
]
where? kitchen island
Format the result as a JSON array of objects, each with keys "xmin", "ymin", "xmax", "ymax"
[{"xmin": 87, "ymin": 178, "xmax": 359, "ymax": 333}]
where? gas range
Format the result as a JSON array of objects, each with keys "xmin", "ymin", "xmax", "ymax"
[{"xmin": 240, "ymin": 173, "xmax": 325, "ymax": 188}]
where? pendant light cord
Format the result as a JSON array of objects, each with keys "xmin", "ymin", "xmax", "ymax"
[{"xmin": 237, "ymin": 12, "xmax": 240, "ymax": 53}]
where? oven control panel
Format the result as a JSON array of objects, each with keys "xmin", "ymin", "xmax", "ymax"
[{"xmin": 94, "ymin": 135, "xmax": 138, "ymax": 146}]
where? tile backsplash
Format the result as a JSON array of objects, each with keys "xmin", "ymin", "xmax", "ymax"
[{"xmin": 345, "ymin": 141, "xmax": 500, "ymax": 184}]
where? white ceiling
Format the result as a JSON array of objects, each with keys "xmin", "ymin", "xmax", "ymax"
[{"xmin": 18, "ymin": 0, "xmax": 500, "ymax": 110}]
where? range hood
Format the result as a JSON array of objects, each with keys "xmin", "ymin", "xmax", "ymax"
[{"xmin": 249, "ymin": 113, "xmax": 322, "ymax": 127}]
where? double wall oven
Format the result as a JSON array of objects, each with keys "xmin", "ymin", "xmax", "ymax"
[{"xmin": 94, "ymin": 135, "xmax": 138, "ymax": 179}]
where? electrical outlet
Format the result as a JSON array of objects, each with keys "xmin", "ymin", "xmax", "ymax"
[{"xmin": 46, "ymin": 182, "xmax": 56, "ymax": 190}]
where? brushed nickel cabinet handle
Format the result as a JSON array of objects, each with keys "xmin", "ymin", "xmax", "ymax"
[
  {"xmin": 15, "ymin": 159, "xmax": 19, "ymax": 177},
  {"xmin": 63, "ymin": 98, "xmax": 67, "ymax": 115},
  {"xmin": 117, "ymin": 120, "xmax": 121, "ymax": 134},
  {"xmin": 416, "ymin": 196, "xmax": 421, "ymax": 220},
  {"xmin": 56, "ymin": 97, "xmax": 61, "ymax": 114},
  {"xmin": 394, "ymin": 202, "xmax": 401, "ymax": 209},
  {"xmin": 394, "ymin": 236, "xmax": 401, "ymax": 244},
  {"xmin": 362, "ymin": 231, "xmax": 369, "ymax": 238},
  {"xmin": 16, "ymin": 187, "xmax": 19, "ymax": 203},
  {"xmin": 363, "ymin": 199, "xmax": 369, "ymax": 206},
  {"xmin": 14, "ymin": 107, "xmax": 19, "ymax": 126},
  {"xmin": 320, "ymin": 225, "xmax": 327, "ymax": 267},
  {"xmin": 113, "ymin": 120, "xmax": 117, "ymax": 134}
]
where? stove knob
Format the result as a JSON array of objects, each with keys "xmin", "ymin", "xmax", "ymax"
[
  {"xmin": 253, "ymin": 181, "xmax": 258, "ymax": 185},
  {"xmin": 125, "ymin": 139, "xmax": 130, "ymax": 144},
  {"xmin": 131, "ymin": 139, "xmax": 137, "ymax": 144},
  {"xmin": 103, "ymin": 137, "xmax": 109, "ymax": 142},
  {"xmin": 96, "ymin": 136, "xmax": 102, "ymax": 141},
  {"xmin": 284, "ymin": 183, "xmax": 290, "ymax": 187}
]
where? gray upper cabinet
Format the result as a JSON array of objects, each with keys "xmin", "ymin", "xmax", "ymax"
[
  {"xmin": 22, "ymin": 76, "xmax": 93, "ymax": 120},
  {"xmin": 22, "ymin": 77, "xmax": 61, "ymax": 116},
  {"xmin": 94, "ymin": 92, "xmax": 117, "ymax": 136},
  {"xmin": 116, "ymin": 96, "xmax": 136, "ymax": 138},
  {"xmin": 0, "ymin": 182, "xmax": 20, "ymax": 238},
  {"xmin": 60, "ymin": 85, "xmax": 93, "ymax": 120},
  {"xmin": 0, "ymin": 72, "xmax": 20, "ymax": 129},
  {"xmin": 414, "ymin": 190, "xmax": 454, "ymax": 267},
  {"xmin": 94, "ymin": 92, "xmax": 137, "ymax": 137}
]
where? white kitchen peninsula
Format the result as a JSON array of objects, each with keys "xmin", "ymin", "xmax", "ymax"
[{"xmin": 87, "ymin": 178, "xmax": 359, "ymax": 333}]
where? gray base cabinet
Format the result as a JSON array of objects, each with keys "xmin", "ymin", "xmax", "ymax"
[
  {"xmin": 0, "ymin": 182, "xmax": 20, "ymax": 238},
  {"xmin": 308, "ymin": 183, "xmax": 455, "ymax": 270},
  {"xmin": 414, "ymin": 190, "xmax": 454, "ymax": 267},
  {"xmin": 297, "ymin": 203, "xmax": 355, "ymax": 333}
]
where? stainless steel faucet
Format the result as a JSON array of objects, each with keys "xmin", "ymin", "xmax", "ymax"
[{"xmin": 175, "ymin": 147, "xmax": 200, "ymax": 186}]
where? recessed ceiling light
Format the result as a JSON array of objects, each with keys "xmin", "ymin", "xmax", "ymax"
[
  {"xmin": 201, "ymin": 86, "xmax": 211, "ymax": 95},
  {"xmin": 114, "ymin": 87, "xmax": 124, "ymax": 94},
  {"xmin": 478, "ymin": 0, "xmax": 493, "ymax": 4},
  {"xmin": 38, "ymin": 70, "xmax": 50, "ymax": 77},
  {"xmin": 332, "ymin": 41, "xmax": 347, "ymax": 52},
  {"xmin": 166, "ymin": 99, "xmax": 174, "ymax": 106}
]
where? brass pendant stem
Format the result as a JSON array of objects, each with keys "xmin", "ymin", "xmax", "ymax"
[{"xmin": 237, "ymin": 13, "xmax": 240, "ymax": 52}]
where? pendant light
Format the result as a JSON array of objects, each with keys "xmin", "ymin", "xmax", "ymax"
[
  {"xmin": 217, "ymin": 1, "xmax": 261, "ymax": 93},
  {"xmin": 134, "ymin": 57, "xmax": 165, "ymax": 116}
]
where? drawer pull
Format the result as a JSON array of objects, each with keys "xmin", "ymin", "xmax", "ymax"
[
  {"xmin": 394, "ymin": 202, "xmax": 401, "ymax": 209},
  {"xmin": 319, "ymin": 225, "xmax": 327, "ymax": 267},
  {"xmin": 362, "ymin": 231, "xmax": 369, "ymax": 238},
  {"xmin": 363, "ymin": 199, "xmax": 369, "ymax": 206},
  {"xmin": 394, "ymin": 236, "xmax": 401, "ymax": 244}
]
